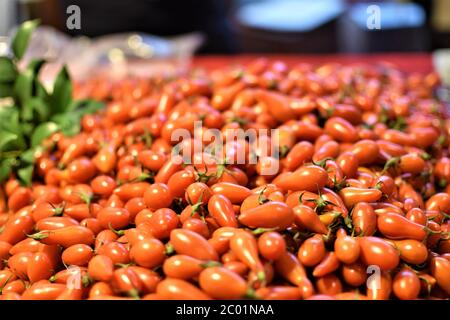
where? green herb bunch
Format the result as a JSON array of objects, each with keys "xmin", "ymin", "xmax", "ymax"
[{"xmin": 0, "ymin": 20, "xmax": 103, "ymax": 186}]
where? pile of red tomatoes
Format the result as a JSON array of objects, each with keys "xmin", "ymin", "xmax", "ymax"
[{"xmin": 0, "ymin": 58, "xmax": 449, "ymax": 300}]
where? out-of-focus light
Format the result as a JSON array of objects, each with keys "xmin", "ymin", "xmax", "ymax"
[{"xmin": 108, "ymin": 48, "xmax": 125, "ymax": 64}]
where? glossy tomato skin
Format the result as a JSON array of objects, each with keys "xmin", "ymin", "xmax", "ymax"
[
  {"xmin": 358, "ymin": 237, "xmax": 400, "ymax": 271},
  {"xmin": 239, "ymin": 201, "xmax": 294, "ymax": 230},
  {"xmin": 145, "ymin": 208, "xmax": 179, "ymax": 239},
  {"xmin": 207, "ymin": 194, "xmax": 238, "ymax": 228},
  {"xmin": 377, "ymin": 212, "xmax": 426, "ymax": 241},
  {"xmin": 170, "ymin": 229, "xmax": 218, "ymax": 261},
  {"xmin": 144, "ymin": 183, "xmax": 174, "ymax": 210},
  {"xmin": 334, "ymin": 233, "xmax": 360, "ymax": 264},
  {"xmin": 156, "ymin": 278, "xmax": 211, "ymax": 300},
  {"xmin": 430, "ymin": 257, "xmax": 450, "ymax": 295},
  {"xmin": 130, "ymin": 238, "xmax": 166, "ymax": 268},
  {"xmin": 97, "ymin": 241, "xmax": 130, "ymax": 264},
  {"xmin": 97, "ymin": 207, "xmax": 130, "ymax": 230},
  {"xmin": 88, "ymin": 255, "xmax": 114, "ymax": 282},
  {"xmin": 27, "ymin": 252, "xmax": 54, "ymax": 283},
  {"xmin": 351, "ymin": 202, "xmax": 377, "ymax": 236},
  {"xmin": 0, "ymin": 215, "xmax": 34, "ymax": 244},
  {"xmin": 385, "ymin": 239, "xmax": 428, "ymax": 265},
  {"xmin": 298, "ymin": 235, "xmax": 326, "ymax": 267},
  {"xmin": 341, "ymin": 262, "xmax": 367, "ymax": 287},
  {"xmin": 62, "ymin": 244, "xmax": 94, "ymax": 266},
  {"xmin": 257, "ymin": 232, "xmax": 286, "ymax": 261},
  {"xmin": 162, "ymin": 255, "xmax": 206, "ymax": 280},
  {"xmin": 393, "ymin": 268, "xmax": 421, "ymax": 300},
  {"xmin": 8, "ymin": 187, "xmax": 32, "ymax": 213},
  {"xmin": 199, "ymin": 267, "xmax": 247, "ymax": 299},
  {"xmin": 273, "ymin": 165, "xmax": 328, "ymax": 192},
  {"xmin": 293, "ymin": 205, "xmax": 328, "ymax": 234}
]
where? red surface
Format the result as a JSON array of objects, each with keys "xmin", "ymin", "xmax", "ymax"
[{"xmin": 192, "ymin": 53, "xmax": 434, "ymax": 74}]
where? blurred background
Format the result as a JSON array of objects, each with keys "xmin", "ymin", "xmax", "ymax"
[{"xmin": 1, "ymin": 0, "xmax": 449, "ymax": 54}]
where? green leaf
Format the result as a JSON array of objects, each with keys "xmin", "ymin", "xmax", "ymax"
[
  {"xmin": 50, "ymin": 65, "xmax": 72, "ymax": 115},
  {"xmin": 20, "ymin": 148, "xmax": 35, "ymax": 164},
  {"xmin": 52, "ymin": 112, "xmax": 80, "ymax": 137},
  {"xmin": 12, "ymin": 19, "xmax": 40, "ymax": 60},
  {"xmin": 14, "ymin": 68, "xmax": 33, "ymax": 105},
  {"xmin": 17, "ymin": 165, "xmax": 33, "ymax": 186},
  {"xmin": 0, "ymin": 158, "xmax": 14, "ymax": 183},
  {"xmin": 0, "ymin": 82, "xmax": 14, "ymax": 98},
  {"xmin": 26, "ymin": 97, "xmax": 49, "ymax": 123},
  {"xmin": 0, "ymin": 131, "xmax": 18, "ymax": 151},
  {"xmin": 0, "ymin": 107, "xmax": 21, "ymax": 135},
  {"xmin": 36, "ymin": 80, "xmax": 49, "ymax": 100},
  {"xmin": 0, "ymin": 57, "xmax": 17, "ymax": 82},
  {"xmin": 27, "ymin": 58, "xmax": 46, "ymax": 75},
  {"xmin": 31, "ymin": 121, "xmax": 59, "ymax": 147}
]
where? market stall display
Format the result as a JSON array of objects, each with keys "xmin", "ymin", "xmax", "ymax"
[{"xmin": 0, "ymin": 21, "xmax": 449, "ymax": 301}]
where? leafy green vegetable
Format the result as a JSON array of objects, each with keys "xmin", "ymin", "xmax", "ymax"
[
  {"xmin": 0, "ymin": 57, "xmax": 17, "ymax": 82},
  {"xmin": 0, "ymin": 20, "xmax": 104, "ymax": 186},
  {"xmin": 11, "ymin": 19, "xmax": 39, "ymax": 60}
]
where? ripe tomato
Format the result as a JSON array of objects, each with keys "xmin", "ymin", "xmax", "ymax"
[
  {"xmin": 358, "ymin": 237, "xmax": 400, "ymax": 271},
  {"xmin": 393, "ymin": 268, "xmax": 421, "ymax": 300},
  {"xmin": 27, "ymin": 252, "xmax": 54, "ymax": 283},
  {"xmin": 21, "ymin": 282, "xmax": 66, "ymax": 300},
  {"xmin": 257, "ymin": 231, "xmax": 286, "ymax": 261},
  {"xmin": 298, "ymin": 235, "xmax": 326, "ymax": 267},
  {"xmin": 97, "ymin": 241, "xmax": 130, "ymax": 264},
  {"xmin": 385, "ymin": 239, "xmax": 428, "ymax": 265},
  {"xmin": 8, "ymin": 252, "xmax": 33, "ymax": 279},
  {"xmin": 256, "ymin": 286, "xmax": 302, "ymax": 300},
  {"xmin": 377, "ymin": 212, "xmax": 426, "ymax": 241},
  {"xmin": 88, "ymin": 255, "xmax": 114, "ymax": 282},
  {"xmin": 316, "ymin": 274, "xmax": 343, "ymax": 295},
  {"xmin": 143, "ymin": 183, "xmax": 174, "ymax": 210},
  {"xmin": 0, "ymin": 215, "xmax": 34, "ymax": 244},
  {"xmin": 293, "ymin": 205, "xmax": 328, "ymax": 234},
  {"xmin": 114, "ymin": 182, "xmax": 150, "ymax": 201},
  {"xmin": 30, "ymin": 226, "xmax": 95, "ymax": 248},
  {"xmin": 144, "ymin": 208, "xmax": 179, "ymax": 239},
  {"xmin": 238, "ymin": 201, "xmax": 294, "ymax": 230},
  {"xmin": 339, "ymin": 187, "xmax": 382, "ymax": 208},
  {"xmin": 274, "ymin": 251, "xmax": 314, "ymax": 298},
  {"xmin": 273, "ymin": 165, "xmax": 328, "ymax": 192},
  {"xmin": 66, "ymin": 157, "xmax": 97, "ymax": 184},
  {"xmin": 156, "ymin": 278, "xmax": 211, "ymax": 300},
  {"xmin": 430, "ymin": 257, "xmax": 450, "ymax": 295},
  {"xmin": 313, "ymin": 252, "xmax": 340, "ymax": 278},
  {"xmin": 284, "ymin": 141, "xmax": 314, "ymax": 171},
  {"xmin": 7, "ymin": 187, "xmax": 32, "ymax": 213},
  {"xmin": 324, "ymin": 117, "xmax": 357, "ymax": 142},
  {"xmin": 162, "ymin": 255, "xmax": 209, "ymax": 280},
  {"xmin": 351, "ymin": 202, "xmax": 377, "ymax": 236},
  {"xmin": 62, "ymin": 244, "xmax": 94, "ymax": 266},
  {"xmin": 130, "ymin": 238, "xmax": 165, "ymax": 268},
  {"xmin": 210, "ymin": 182, "xmax": 250, "ymax": 204},
  {"xmin": 36, "ymin": 217, "xmax": 79, "ymax": 231},
  {"xmin": 207, "ymin": 194, "xmax": 238, "ymax": 228},
  {"xmin": 341, "ymin": 262, "xmax": 367, "ymax": 287},
  {"xmin": 170, "ymin": 229, "xmax": 218, "ymax": 261},
  {"xmin": 167, "ymin": 170, "xmax": 196, "ymax": 198},
  {"xmin": 97, "ymin": 207, "xmax": 130, "ymax": 230},
  {"xmin": 199, "ymin": 267, "xmax": 247, "ymax": 299},
  {"xmin": 230, "ymin": 230, "xmax": 264, "ymax": 275}
]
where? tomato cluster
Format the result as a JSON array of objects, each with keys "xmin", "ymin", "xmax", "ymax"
[{"xmin": 0, "ymin": 58, "xmax": 449, "ymax": 300}]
